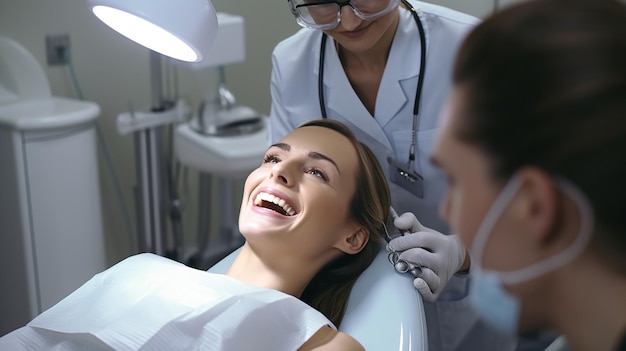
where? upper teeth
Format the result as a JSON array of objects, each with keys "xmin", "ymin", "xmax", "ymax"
[{"xmin": 254, "ymin": 192, "xmax": 296, "ymax": 216}]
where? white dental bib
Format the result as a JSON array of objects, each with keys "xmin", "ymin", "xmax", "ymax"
[{"xmin": 0, "ymin": 253, "xmax": 334, "ymax": 350}]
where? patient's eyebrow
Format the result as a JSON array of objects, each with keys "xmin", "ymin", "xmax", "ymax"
[
  {"xmin": 308, "ymin": 152, "xmax": 340, "ymax": 174},
  {"xmin": 269, "ymin": 142, "xmax": 340, "ymax": 174},
  {"xmin": 270, "ymin": 142, "xmax": 290, "ymax": 151}
]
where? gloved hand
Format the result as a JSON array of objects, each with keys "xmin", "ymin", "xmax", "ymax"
[{"xmin": 387, "ymin": 212, "xmax": 468, "ymax": 302}]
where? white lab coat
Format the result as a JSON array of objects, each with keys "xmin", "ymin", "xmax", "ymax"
[{"xmin": 269, "ymin": 2, "xmax": 517, "ymax": 351}]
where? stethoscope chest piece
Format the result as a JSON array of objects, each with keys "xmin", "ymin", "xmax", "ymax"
[{"xmin": 318, "ymin": 0, "xmax": 428, "ymax": 198}]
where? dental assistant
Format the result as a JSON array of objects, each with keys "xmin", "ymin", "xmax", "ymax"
[
  {"xmin": 269, "ymin": 1, "xmax": 515, "ymax": 350},
  {"xmin": 431, "ymin": 0, "xmax": 626, "ymax": 350}
]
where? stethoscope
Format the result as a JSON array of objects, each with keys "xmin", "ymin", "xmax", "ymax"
[
  {"xmin": 318, "ymin": 0, "xmax": 426, "ymax": 171},
  {"xmin": 317, "ymin": 1, "xmax": 427, "ymax": 279}
]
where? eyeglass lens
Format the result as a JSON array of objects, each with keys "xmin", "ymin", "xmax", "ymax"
[{"xmin": 291, "ymin": 0, "xmax": 399, "ymax": 29}]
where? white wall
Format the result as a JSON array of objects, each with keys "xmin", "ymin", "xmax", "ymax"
[{"xmin": 0, "ymin": 0, "xmax": 508, "ymax": 266}]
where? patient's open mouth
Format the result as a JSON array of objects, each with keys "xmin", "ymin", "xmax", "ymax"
[{"xmin": 254, "ymin": 192, "xmax": 296, "ymax": 216}]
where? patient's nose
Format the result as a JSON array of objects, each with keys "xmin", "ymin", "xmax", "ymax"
[{"xmin": 270, "ymin": 162, "xmax": 295, "ymax": 186}]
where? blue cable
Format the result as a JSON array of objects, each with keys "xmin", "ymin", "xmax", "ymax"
[{"xmin": 63, "ymin": 48, "xmax": 136, "ymax": 253}]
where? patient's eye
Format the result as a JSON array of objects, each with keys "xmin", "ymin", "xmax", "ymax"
[
  {"xmin": 306, "ymin": 167, "xmax": 329, "ymax": 182},
  {"xmin": 263, "ymin": 154, "xmax": 280, "ymax": 164}
]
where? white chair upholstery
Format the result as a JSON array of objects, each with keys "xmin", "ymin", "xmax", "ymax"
[{"xmin": 208, "ymin": 245, "xmax": 428, "ymax": 351}]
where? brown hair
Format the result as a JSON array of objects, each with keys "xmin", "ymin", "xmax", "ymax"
[
  {"xmin": 297, "ymin": 119, "xmax": 391, "ymax": 326},
  {"xmin": 453, "ymin": 0, "xmax": 626, "ymax": 272}
]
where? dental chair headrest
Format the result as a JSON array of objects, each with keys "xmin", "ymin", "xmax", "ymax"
[{"xmin": 208, "ymin": 245, "xmax": 427, "ymax": 351}]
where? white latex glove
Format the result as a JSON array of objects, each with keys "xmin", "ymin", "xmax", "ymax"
[{"xmin": 386, "ymin": 212, "xmax": 467, "ymax": 302}]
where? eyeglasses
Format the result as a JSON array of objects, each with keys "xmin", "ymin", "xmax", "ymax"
[{"xmin": 288, "ymin": 0, "xmax": 401, "ymax": 30}]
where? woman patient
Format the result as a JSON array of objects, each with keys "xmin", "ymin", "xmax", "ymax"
[{"xmin": 0, "ymin": 119, "xmax": 391, "ymax": 351}]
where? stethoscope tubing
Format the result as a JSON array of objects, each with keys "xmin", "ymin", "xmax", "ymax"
[{"xmin": 318, "ymin": 0, "xmax": 426, "ymax": 155}]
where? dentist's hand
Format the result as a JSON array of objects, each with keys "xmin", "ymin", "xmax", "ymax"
[{"xmin": 387, "ymin": 212, "xmax": 469, "ymax": 302}]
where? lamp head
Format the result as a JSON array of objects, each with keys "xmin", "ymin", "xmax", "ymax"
[{"xmin": 87, "ymin": 0, "xmax": 218, "ymax": 62}]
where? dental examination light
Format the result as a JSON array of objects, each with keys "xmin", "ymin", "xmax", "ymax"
[
  {"xmin": 87, "ymin": 0, "xmax": 219, "ymax": 256},
  {"xmin": 87, "ymin": 0, "xmax": 217, "ymax": 63}
]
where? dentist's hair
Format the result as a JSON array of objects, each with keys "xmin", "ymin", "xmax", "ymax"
[
  {"xmin": 452, "ymin": 0, "xmax": 626, "ymax": 272},
  {"xmin": 298, "ymin": 119, "xmax": 391, "ymax": 326}
]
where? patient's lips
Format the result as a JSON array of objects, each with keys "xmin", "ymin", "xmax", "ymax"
[{"xmin": 254, "ymin": 191, "xmax": 296, "ymax": 216}]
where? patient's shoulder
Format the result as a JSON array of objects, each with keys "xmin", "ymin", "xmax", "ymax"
[{"xmin": 299, "ymin": 326, "xmax": 364, "ymax": 351}]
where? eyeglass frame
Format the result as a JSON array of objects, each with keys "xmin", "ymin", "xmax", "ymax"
[{"xmin": 287, "ymin": 0, "xmax": 401, "ymax": 30}]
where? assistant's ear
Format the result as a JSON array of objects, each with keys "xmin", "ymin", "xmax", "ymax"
[
  {"xmin": 338, "ymin": 225, "xmax": 369, "ymax": 255},
  {"xmin": 516, "ymin": 167, "xmax": 559, "ymax": 244}
]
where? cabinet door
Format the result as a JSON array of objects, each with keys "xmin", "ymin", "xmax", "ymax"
[
  {"xmin": 24, "ymin": 125, "xmax": 106, "ymax": 312},
  {"xmin": 0, "ymin": 128, "xmax": 36, "ymax": 335}
]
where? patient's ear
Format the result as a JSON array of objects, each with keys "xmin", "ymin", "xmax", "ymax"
[{"xmin": 338, "ymin": 226, "xmax": 369, "ymax": 254}]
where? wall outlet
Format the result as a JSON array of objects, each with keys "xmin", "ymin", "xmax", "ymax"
[{"xmin": 45, "ymin": 34, "xmax": 70, "ymax": 65}]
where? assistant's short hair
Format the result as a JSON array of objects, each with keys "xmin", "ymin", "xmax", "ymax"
[{"xmin": 453, "ymin": 0, "xmax": 626, "ymax": 272}]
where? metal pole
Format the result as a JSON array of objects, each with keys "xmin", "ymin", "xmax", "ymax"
[
  {"xmin": 133, "ymin": 51, "xmax": 169, "ymax": 255},
  {"xmin": 133, "ymin": 130, "xmax": 150, "ymax": 252}
]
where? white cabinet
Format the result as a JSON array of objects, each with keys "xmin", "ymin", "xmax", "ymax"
[
  {"xmin": 0, "ymin": 36, "xmax": 107, "ymax": 336},
  {"xmin": 0, "ymin": 98, "xmax": 107, "ymax": 336}
]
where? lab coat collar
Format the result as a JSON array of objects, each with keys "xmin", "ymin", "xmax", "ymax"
[
  {"xmin": 376, "ymin": 5, "xmax": 427, "ymax": 126},
  {"xmin": 390, "ymin": 5, "xmax": 428, "ymax": 84},
  {"xmin": 323, "ymin": 42, "xmax": 391, "ymax": 149},
  {"xmin": 321, "ymin": 6, "xmax": 429, "ymax": 129}
]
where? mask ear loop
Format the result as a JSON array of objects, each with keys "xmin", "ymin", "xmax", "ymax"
[
  {"xmin": 499, "ymin": 178, "xmax": 594, "ymax": 285},
  {"xmin": 471, "ymin": 176, "xmax": 595, "ymax": 285}
]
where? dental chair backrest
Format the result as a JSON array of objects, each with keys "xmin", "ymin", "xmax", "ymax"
[{"xmin": 208, "ymin": 245, "xmax": 428, "ymax": 351}]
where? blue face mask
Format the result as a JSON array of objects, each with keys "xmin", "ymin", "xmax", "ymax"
[{"xmin": 468, "ymin": 176, "xmax": 593, "ymax": 336}]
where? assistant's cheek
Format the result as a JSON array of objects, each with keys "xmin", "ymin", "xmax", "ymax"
[
  {"xmin": 447, "ymin": 189, "xmax": 475, "ymax": 249},
  {"xmin": 439, "ymin": 190, "xmax": 452, "ymax": 223}
]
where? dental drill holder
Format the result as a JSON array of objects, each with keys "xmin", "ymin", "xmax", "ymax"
[
  {"xmin": 191, "ymin": 102, "xmax": 264, "ymax": 137},
  {"xmin": 174, "ymin": 12, "xmax": 266, "ymax": 177},
  {"xmin": 189, "ymin": 65, "xmax": 264, "ymax": 138},
  {"xmin": 174, "ymin": 63, "xmax": 268, "ymax": 178}
]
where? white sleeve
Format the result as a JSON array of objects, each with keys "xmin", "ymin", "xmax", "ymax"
[{"xmin": 268, "ymin": 49, "xmax": 297, "ymax": 145}]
